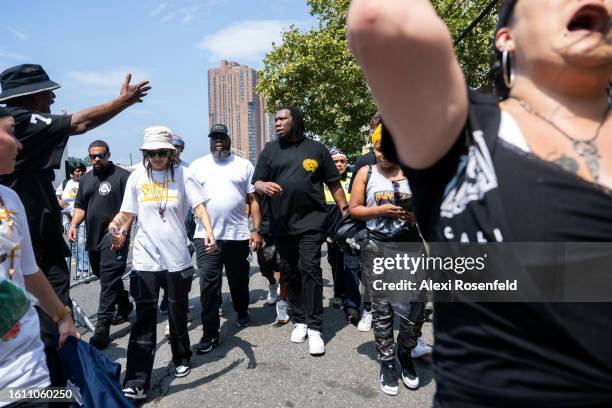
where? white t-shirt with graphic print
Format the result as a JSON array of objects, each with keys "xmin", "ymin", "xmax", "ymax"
[
  {"xmin": 120, "ymin": 165, "xmax": 205, "ymax": 273},
  {"xmin": 0, "ymin": 186, "xmax": 50, "ymax": 406}
]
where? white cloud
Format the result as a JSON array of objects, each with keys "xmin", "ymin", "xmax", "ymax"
[
  {"xmin": 0, "ymin": 48, "xmax": 29, "ymax": 61},
  {"xmin": 196, "ymin": 20, "xmax": 294, "ymax": 62},
  {"xmin": 4, "ymin": 26, "xmax": 28, "ymax": 41},
  {"xmin": 149, "ymin": 3, "xmax": 168, "ymax": 17},
  {"xmin": 64, "ymin": 68, "xmax": 151, "ymax": 97}
]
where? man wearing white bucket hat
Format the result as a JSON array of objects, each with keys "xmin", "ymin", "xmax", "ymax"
[{"xmin": 108, "ymin": 126, "xmax": 216, "ymax": 401}]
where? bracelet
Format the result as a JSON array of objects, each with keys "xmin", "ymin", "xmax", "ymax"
[
  {"xmin": 70, "ymin": 223, "xmax": 78, "ymax": 228},
  {"xmin": 52, "ymin": 305, "xmax": 72, "ymax": 323}
]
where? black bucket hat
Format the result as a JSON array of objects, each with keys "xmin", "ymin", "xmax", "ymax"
[{"xmin": 0, "ymin": 64, "xmax": 61, "ymax": 102}]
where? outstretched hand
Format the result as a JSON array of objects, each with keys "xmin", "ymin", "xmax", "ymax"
[{"xmin": 120, "ymin": 73, "xmax": 151, "ymax": 105}]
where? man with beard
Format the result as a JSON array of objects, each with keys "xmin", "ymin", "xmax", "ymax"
[
  {"xmin": 190, "ymin": 124, "xmax": 263, "ymax": 353},
  {"xmin": 253, "ymin": 106, "xmax": 348, "ymax": 356},
  {"xmin": 69, "ymin": 140, "xmax": 133, "ymax": 349}
]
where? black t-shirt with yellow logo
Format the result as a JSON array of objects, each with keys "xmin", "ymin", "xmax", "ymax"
[{"xmin": 253, "ymin": 137, "xmax": 340, "ymax": 237}]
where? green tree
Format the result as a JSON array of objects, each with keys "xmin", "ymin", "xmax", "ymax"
[{"xmin": 257, "ymin": 0, "xmax": 500, "ymax": 157}]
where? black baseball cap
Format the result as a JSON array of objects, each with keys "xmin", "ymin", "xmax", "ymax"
[
  {"xmin": 208, "ymin": 124, "xmax": 230, "ymax": 138},
  {"xmin": 0, "ymin": 64, "xmax": 61, "ymax": 102}
]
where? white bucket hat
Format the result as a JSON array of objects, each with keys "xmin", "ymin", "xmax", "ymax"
[{"xmin": 140, "ymin": 126, "xmax": 176, "ymax": 151}]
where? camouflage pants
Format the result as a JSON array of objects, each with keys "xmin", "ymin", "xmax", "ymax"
[{"xmin": 361, "ymin": 238, "xmax": 425, "ymax": 362}]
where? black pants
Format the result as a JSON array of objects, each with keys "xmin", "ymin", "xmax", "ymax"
[
  {"xmin": 326, "ymin": 241, "xmax": 345, "ymax": 299},
  {"xmin": 277, "ymin": 231, "xmax": 325, "ymax": 331},
  {"xmin": 194, "ymin": 239, "xmax": 250, "ymax": 339},
  {"xmin": 35, "ymin": 251, "xmax": 71, "ymax": 390},
  {"xmin": 89, "ymin": 234, "xmax": 130, "ymax": 323},
  {"xmin": 124, "ymin": 269, "xmax": 192, "ymax": 389}
]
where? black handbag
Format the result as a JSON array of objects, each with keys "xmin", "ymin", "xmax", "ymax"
[
  {"xmin": 332, "ymin": 212, "xmax": 368, "ymax": 255},
  {"xmin": 332, "ymin": 166, "xmax": 372, "ymax": 255}
]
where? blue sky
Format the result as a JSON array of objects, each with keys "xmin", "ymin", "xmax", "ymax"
[{"xmin": 2, "ymin": 0, "xmax": 314, "ymax": 165}]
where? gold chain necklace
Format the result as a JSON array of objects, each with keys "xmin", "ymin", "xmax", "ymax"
[
  {"xmin": 0, "ymin": 193, "xmax": 16, "ymax": 279},
  {"xmin": 510, "ymin": 97, "xmax": 611, "ymax": 180}
]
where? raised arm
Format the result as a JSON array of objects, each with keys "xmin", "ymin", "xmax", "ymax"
[
  {"xmin": 347, "ymin": 0, "xmax": 468, "ymax": 169},
  {"xmin": 69, "ymin": 74, "xmax": 151, "ymax": 135}
]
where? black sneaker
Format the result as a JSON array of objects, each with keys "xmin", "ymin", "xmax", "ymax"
[
  {"xmin": 112, "ymin": 301, "xmax": 134, "ymax": 325},
  {"xmin": 346, "ymin": 308, "xmax": 360, "ymax": 326},
  {"xmin": 399, "ymin": 356, "xmax": 419, "ymax": 389},
  {"xmin": 331, "ymin": 297, "xmax": 343, "ymax": 309},
  {"xmin": 194, "ymin": 336, "xmax": 220, "ymax": 354},
  {"xmin": 159, "ymin": 295, "xmax": 168, "ymax": 314},
  {"xmin": 380, "ymin": 361, "xmax": 399, "ymax": 396},
  {"xmin": 123, "ymin": 385, "xmax": 147, "ymax": 400},
  {"xmin": 89, "ymin": 321, "xmax": 110, "ymax": 350},
  {"xmin": 237, "ymin": 313, "xmax": 250, "ymax": 328}
]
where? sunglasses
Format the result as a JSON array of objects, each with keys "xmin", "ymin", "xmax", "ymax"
[
  {"xmin": 144, "ymin": 150, "xmax": 171, "ymax": 158},
  {"xmin": 88, "ymin": 153, "xmax": 107, "ymax": 160}
]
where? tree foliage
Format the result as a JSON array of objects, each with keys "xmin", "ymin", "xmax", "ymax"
[{"xmin": 257, "ymin": 0, "xmax": 501, "ymax": 157}]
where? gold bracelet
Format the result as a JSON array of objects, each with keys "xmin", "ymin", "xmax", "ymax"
[{"xmin": 52, "ymin": 305, "xmax": 72, "ymax": 323}]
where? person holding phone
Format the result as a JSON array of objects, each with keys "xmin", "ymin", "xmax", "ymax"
[
  {"xmin": 108, "ymin": 126, "xmax": 215, "ymax": 401},
  {"xmin": 349, "ymin": 126, "xmax": 426, "ymax": 396}
]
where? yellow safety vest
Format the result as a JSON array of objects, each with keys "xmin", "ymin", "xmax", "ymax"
[{"xmin": 325, "ymin": 172, "xmax": 351, "ymax": 204}]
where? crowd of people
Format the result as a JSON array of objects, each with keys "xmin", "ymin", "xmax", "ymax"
[{"xmin": 2, "ymin": 0, "xmax": 612, "ymax": 406}]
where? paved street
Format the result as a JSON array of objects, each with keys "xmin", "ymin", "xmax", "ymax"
[{"xmin": 71, "ymin": 250, "xmax": 435, "ymax": 408}]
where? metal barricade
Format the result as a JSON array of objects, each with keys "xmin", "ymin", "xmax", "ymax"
[{"xmin": 63, "ymin": 221, "xmax": 96, "ymax": 332}]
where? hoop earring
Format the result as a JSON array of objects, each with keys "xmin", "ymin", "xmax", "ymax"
[{"xmin": 502, "ymin": 48, "xmax": 516, "ymax": 89}]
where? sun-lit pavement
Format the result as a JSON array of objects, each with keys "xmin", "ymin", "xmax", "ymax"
[{"xmin": 71, "ymin": 250, "xmax": 435, "ymax": 408}]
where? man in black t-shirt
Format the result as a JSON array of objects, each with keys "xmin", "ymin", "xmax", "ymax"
[
  {"xmin": 71, "ymin": 140, "xmax": 132, "ymax": 349},
  {"xmin": 0, "ymin": 64, "xmax": 149, "ymax": 385},
  {"xmin": 253, "ymin": 106, "xmax": 348, "ymax": 356}
]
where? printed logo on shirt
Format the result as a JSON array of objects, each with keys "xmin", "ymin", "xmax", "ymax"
[
  {"xmin": 139, "ymin": 180, "xmax": 178, "ymax": 203},
  {"xmin": 98, "ymin": 182, "xmax": 112, "ymax": 196},
  {"xmin": 440, "ymin": 130, "xmax": 498, "ymax": 219},
  {"xmin": 303, "ymin": 159, "xmax": 319, "ymax": 173}
]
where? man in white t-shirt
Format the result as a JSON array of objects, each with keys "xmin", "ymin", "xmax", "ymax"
[
  {"xmin": 190, "ymin": 124, "xmax": 263, "ymax": 354},
  {"xmin": 55, "ymin": 164, "xmax": 85, "ymax": 229}
]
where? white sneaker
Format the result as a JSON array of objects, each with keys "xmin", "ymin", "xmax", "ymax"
[
  {"xmin": 276, "ymin": 300, "xmax": 289, "ymax": 324},
  {"xmin": 290, "ymin": 323, "xmax": 307, "ymax": 343},
  {"xmin": 307, "ymin": 328, "xmax": 325, "ymax": 356},
  {"xmin": 358, "ymin": 310, "xmax": 373, "ymax": 332},
  {"xmin": 164, "ymin": 323, "xmax": 170, "ymax": 338},
  {"xmin": 267, "ymin": 283, "xmax": 278, "ymax": 304},
  {"xmin": 411, "ymin": 336, "xmax": 432, "ymax": 359},
  {"xmin": 174, "ymin": 365, "xmax": 191, "ymax": 378}
]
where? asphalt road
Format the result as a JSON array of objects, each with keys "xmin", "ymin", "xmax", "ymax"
[{"xmin": 71, "ymin": 250, "xmax": 435, "ymax": 408}]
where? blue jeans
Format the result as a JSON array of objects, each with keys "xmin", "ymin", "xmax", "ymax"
[{"xmin": 343, "ymin": 253, "xmax": 370, "ymax": 312}]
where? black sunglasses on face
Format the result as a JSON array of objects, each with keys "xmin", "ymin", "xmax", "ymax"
[
  {"xmin": 89, "ymin": 153, "xmax": 107, "ymax": 160},
  {"xmin": 145, "ymin": 150, "xmax": 171, "ymax": 158}
]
